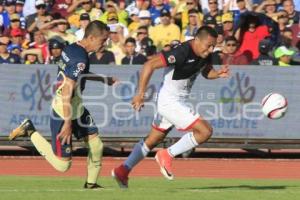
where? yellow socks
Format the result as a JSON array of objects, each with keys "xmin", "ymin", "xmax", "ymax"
[
  {"xmin": 85, "ymin": 136, "xmax": 103, "ymax": 184},
  {"xmin": 30, "ymin": 132, "xmax": 71, "ymax": 172}
]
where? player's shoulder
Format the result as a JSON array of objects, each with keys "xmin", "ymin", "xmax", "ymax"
[{"xmin": 63, "ymin": 43, "xmax": 87, "ymax": 61}]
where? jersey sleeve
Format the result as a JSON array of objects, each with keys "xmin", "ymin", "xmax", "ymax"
[
  {"xmin": 61, "ymin": 48, "xmax": 88, "ymax": 81},
  {"xmin": 160, "ymin": 45, "xmax": 187, "ymax": 67}
]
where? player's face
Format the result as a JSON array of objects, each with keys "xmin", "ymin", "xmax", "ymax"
[
  {"xmin": 194, "ymin": 35, "xmax": 216, "ymax": 58},
  {"xmin": 89, "ymin": 31, "xmax": 109, "ymax": 52}
]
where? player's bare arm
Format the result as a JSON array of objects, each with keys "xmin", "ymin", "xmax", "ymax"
[
  {"xmin": 57, "ymin": 76, "xmax": 76, "ymax": 145},
  {"xmin": 132, "ymin": 54, "xmax": 166, "ymax": 111},
  {"xmin": 85, "ymin": 72, "xmax": 118, "ymax": 86},
  {"xmin": 204, "ymin": 64, "xmax": 230, "ymax": 79}
]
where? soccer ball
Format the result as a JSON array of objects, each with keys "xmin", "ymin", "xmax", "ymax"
[{"xmin": 261, "ymin": 93, "xmax": 288, "ymax": 119}]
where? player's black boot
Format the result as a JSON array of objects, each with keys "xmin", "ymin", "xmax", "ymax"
[
  {"xmin": 8, "ymin": 118, "xmax": 36, "ymax": 140},
  {"xmin": 83, "ymin": 182, "xmax": 104, "ymax": 189}
]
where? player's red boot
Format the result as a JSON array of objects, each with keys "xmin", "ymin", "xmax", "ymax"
[
  {"xmin": 155, "ymin": 149, "xmax": 174, "ymax": 180},
  {"xmin": 111, "ymin": 165, "xmax": 129, "ymax": 188}
]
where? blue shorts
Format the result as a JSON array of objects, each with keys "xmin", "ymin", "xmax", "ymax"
[{"xmin": 50, "ymin": 108, "xmax": 98, "ymax": 158}]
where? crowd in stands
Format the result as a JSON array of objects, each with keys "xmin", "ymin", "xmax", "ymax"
[{"xmin": 0, "ymin": 0, "xmax": 299, "ymax": 66}]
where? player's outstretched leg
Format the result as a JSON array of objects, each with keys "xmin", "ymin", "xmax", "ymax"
[
  {"xmin": 112, "ymin": 128, "xmax": 166, "ymax": 188},
  {"xmin": 9, "ymin": 118, "xmax": 72, "ymax": 172},
  {"xmin": 8, "ymin": 118, "xmax": 36, "ymax": 140}
]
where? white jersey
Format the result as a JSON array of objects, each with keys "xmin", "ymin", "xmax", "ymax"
[{"xmin": 158, "ymin": 66, "xmax": 200, "ymax": 100}]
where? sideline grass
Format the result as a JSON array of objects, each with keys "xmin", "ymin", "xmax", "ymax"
[{"xmin": 1, "ymin": 176, "xmax": 300, "ymax": 200}]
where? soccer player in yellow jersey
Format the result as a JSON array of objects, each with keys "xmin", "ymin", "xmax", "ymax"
[{"xmin": 9, "ymin": 21, "xmax": 117, "ymax": 189}]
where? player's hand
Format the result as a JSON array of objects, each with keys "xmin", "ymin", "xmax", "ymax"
[
  {"xmin": 132, "ymin": 95, "xmax": 144, "ymax": 111},
  {"xmin": 218, "ymin": 64, "xmax": 230, "ymax": 78},
  {"xmin": 57, "ymin": 121, "xmax": 72, "ymax": 145},
  {"xmin": 106, "ymin": 76, "xmax": 119, "ymax": 86}
]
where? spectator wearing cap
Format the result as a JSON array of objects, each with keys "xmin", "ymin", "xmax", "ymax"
[
  {"xmin": 138, "ymin": 10, "xmax": 152, "ymax": 28},
  {"xmin": 26, "ymin": 0, "xmax": 52, "ymax": 34},
  {"xmin": 139, "ymin": 36, "xmax": 157, "ymax": 59},
  {"xmin": 39, "ymin": 18, "xmax": 76, "ymax": 44},
  {"xmin": 181, "ymin": 8, "xmax": 201, "ymax": 42},
  {"xmin": 135, "ymin": 26, "xmax": 149, "ymax": 52},
  {"xmin": 222, "ymin": 12, "xmax": 234, "ymax": 37},
  {"xmin": 47, "ymin": 39, "xmax": 65, "ymax": 64},
  {"xmin": 203, "ymin": 0, "xmax": 223, "ymax": 26},
  {"xmin": 127, "ymin": 7, "xmax": 140, "ymax": 34},
  {"xmin": 89, "ymin": 45, "xmax": 115, "ymax": 65},
  {"xmin": 178, "ymin": 0, "xmax": 203, "ymax": 30},
  {"xmin": 149, "ymin": 8, "xmax": 180, "ymax": 50},
  {"xmin": 250, "ymin": 38, "xmax": 277, "ymax": 65},
  {"xmin": 274, "ymin": 45, "xmax": 295, "ymax": 66},
  {"xmin": 277, "ymin": 11, "xmax": 289, "ymax": 33},
  {"xmin": 99, "ymin": 0, "xmax": 128, "ymax": 27},
  {"xmin": 1, "ymin": 0, "xmax": 17, "ymax": 29},
  {"xmin": 67, "ymin": 0, "xmax": 102, "ymax": 29},
  {"xmin": 7, "ymin": 43, "xmax": 22, "ymax": 56},
  {"xmin": 149, "ymin": 0, "xmax": 171, "ymax": 25},
  {"xmin": 106, "ymin": 23, "xmax": 126, "ymax": 65},
  {"xmin": 9, "ymin": 28, "xmax": 25, "ymax": 49},
  {"xmin": 121, "ymin": 37, "xmax": 147, "ymax": 65},
  {"xmin": 255, "ymin": 0, "xmax": 280, "ymax": 21},
  {"xmin": 75, "ymin": 13, "xmax": 90, "ymax": 41},
  {"xmin": 222, "ymin": 36, "xmax": 250, "ymax": 65},
  {"xmin": 106, "ymin": 12, "xmax": 129, "ymax": 37},
  {"xmin": 203, "ymin": 15, "xmax": 217, "ymax": 28},
  {"xmin": 282, "ymin": 0, "xmax": 299, "ymax": 24},
  {"xmin": 21, "ymin": 47, "xmax": 43, "ymax": 64},
  {"xmin": 3, "ymin": 13, "xmax": 26, "ymax": 36},
  {"xmin": 0, "ymin": 36, "xmax": 21, "ymax": 63},
  {"xmin": 15, "ymin": 0, "xmax": 26, "ymax": 29},
  {"xmin": 200, "ymin": 0, "xmax": 223, "ymax": 15}
]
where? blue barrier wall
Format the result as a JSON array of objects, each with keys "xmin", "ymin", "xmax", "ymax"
[{"xmin": 0, "ymin": 65, "xmax": 299, "ymax": 139}]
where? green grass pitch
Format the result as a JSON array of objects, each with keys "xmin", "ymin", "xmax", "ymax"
[{"xmin": 1, "ymin": 176, "xmax": 300, "ymax": 200}]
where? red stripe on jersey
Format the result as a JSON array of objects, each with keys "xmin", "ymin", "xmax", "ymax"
[
  {"xmin": 159, "ymin": 53, "xmax": 167, "ymax": 67},
  {"xmin": 178, "ymin": 118, "xmax": 201, "ymax": 131}
]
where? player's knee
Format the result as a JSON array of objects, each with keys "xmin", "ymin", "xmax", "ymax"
[
  {"xmin": 54, "ymin": 159, "xmax": 72, "ymax": 172},
  {"xmin": 194, "ymin": 125, "xmax": 213, "ymax": 139},
  {"xmin": 88, "ymin": 136, "xmax": 103, "ymax": 159}
]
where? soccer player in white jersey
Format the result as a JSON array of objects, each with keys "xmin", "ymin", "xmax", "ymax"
[{"xmin": 112, "ymin": 26, "xmax": 230, "ymax": 188}]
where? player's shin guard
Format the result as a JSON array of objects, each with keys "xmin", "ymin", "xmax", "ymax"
[
  {"xmin": 30, "ymin": 132, "xmax": 71, "ymax": 172},
  {"xmin": 86, "ymin": 136, "xmax": 103, "ymax": 184}
]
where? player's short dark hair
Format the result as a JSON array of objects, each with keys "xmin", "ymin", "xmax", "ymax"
[
  {"xmin": 225, "ymin": 36, "xmax": 238, "ymax": 43},
  {"xmin": 83, "ymin": 20, "xmax": 109, "ymax": 38},
  {"xmin": 195, "ymin": 26, "xmax": 218, "ymax": 39},
  {"xmin": 125, "ymin": 37, "xmax": 136, "ymax": 45}
]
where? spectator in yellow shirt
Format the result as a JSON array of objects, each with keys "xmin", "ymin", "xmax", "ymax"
[{"xmin": 149, "ymin": 9, "xmax": 181, "ymax": 50}]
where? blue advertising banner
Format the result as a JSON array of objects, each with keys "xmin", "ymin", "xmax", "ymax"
[{"xmin": 0, "ymin": 65, "xmax": 299, "ymax": 139}]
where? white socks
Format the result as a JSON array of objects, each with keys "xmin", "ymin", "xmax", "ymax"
[{"xmin": 167, "ymin": 132, "xmax": 198, "ymax": 157}]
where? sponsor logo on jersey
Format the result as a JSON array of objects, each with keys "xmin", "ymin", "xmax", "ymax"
[
  {"xmin": 73, "ymin": 62, "xmax": 86, "ymax": 77},
  {"xmin": 168, "ymin": 55, "xmax": 176, "ymax": 64},
  {"xmin": 61, "ymin": 51, "xmax": 70, "ymax": 62}
]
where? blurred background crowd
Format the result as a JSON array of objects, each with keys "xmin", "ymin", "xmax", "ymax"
[{"xmin": 0, "ymin": 0, "xmax": 299, "ymax": 66}]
